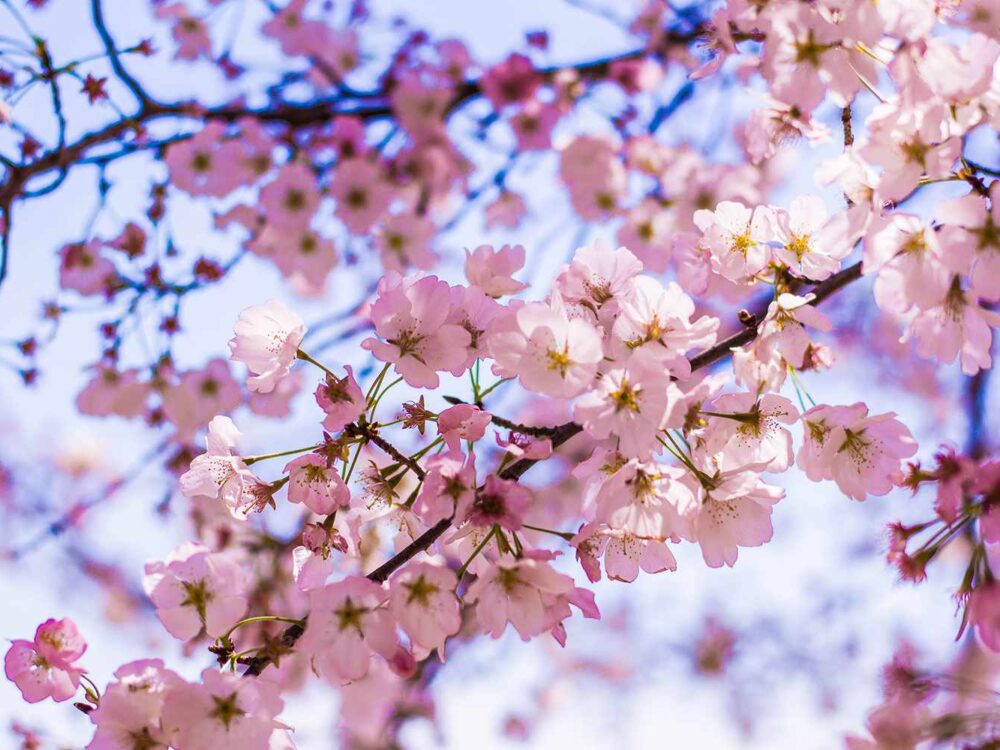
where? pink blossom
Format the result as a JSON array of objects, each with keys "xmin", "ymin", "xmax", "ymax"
[
  {"xmin": 559, "ymin": 135, "xmax": 627, "ymax": 221},
  {"xmin": 864, "ymin": 213, "xmax": 953, "ymax": 314},
  {"xmin": 161, "ymin": 358, "xmax": 241, "ymax": 440},
  {"xmin": 361, "ymin": 274, "xmax": 471, "ymax": 388},
  {"xmin": 76, "ymin": 366, "xmax": 149, "ymax": 419},
  {"xmin": 934, "ymin": 447, "xmax": 977, "ymax": 524},
  {"xmin": 285, "ymin": 453, "xmax": 350, "ymax": 515},
  {"xmin": 903, "ymin": 281, "xmax": 1000, "ymax": 375},
  {"xmin": 299, "ymin": 576, "xmax": 401, "ymax": 682},
  {"xmin": 693, "ymin": 201, "xmax": 773, "ymax": 283},
  {"xmin": 683, "ymin": 470, "xmax": 784, "ymax": 568},
  {"xmin": 616, "ymin": 199, "xmax": 674, "ymax": 274},
  {"xmin": 510, "ymin": 99, "xmax": 560, "ymax": 151},
  {"xmin": 611, "ymin": 275, "xmax": 719, "ymax": 363},
  {"xmin": 484, "ymin": 191, "xmax": 527, "ymax": 230},
  {"xmin": 389, "ymin": 562, "xmax": 461, "ymax": 655},
  {"xmin": 970, "ymin": 584, "xmax": 1000, "ymax": 652},
  {"xmin": 765, "ymin": 5, "xmax": 874, "ymax": 112},
  {"xmin": 330, "ymin": 158, "xmax": 390, "ymax": 235},
  {"xmin": 390, "ymin": 72, "xmax": 451, "ymax": 142},
  {"xmin": 437, "ymin": 404, "xmax": 492, "ymax": 452},
  {"xmin": 861, "ymin": 104, "xmax": 961, "ymax": 203},
  {"xmin": 179, "ymin": 416, "xmax": 267, "ymax": 519},
  {"xmin": 702, "ymin": 392, "xmax": 800, "ymax": 473},
  {"xmin": 937, "ymin": 184, "xmax": 1000, "ymax": 301},
  {"xmin": 229, "ymin": 299, "xmax": 306, "ymax": 394},
  {"xmin": 756, "ymin": 293, "xmax": 834, "ymax": 370},
  {"xmin": 594, "ymin": 460, "xmax": 692, "ymax": 541},
  {"xmin": 495, "ymin": 431, "xmax": 553, "ymax": 460},
  {"xmin": 414, "ymin": 449, "xmax": 476, "ymax": 525},
  {"xmin": 160, "ymin": 669, "xmax": 286, "ymax": 750},
  {"xmin": 573, "ymin": 354, "xmax": 681, "ymax": 459},
  {"xmin": 464, "ymin": 244, "xmax": 528, "ymax": 298},
  {"xmin": 142, "ymin": 542, "xmax": 247, "ymax": 641},
  {"xmin": 250, "ymin": 224, "xmax": 338, "ymax": 293},
  {"xmin": 4, "ymin": 618, "xmax": 87, "ymax": 704},
  {"xmin": 480, "ymin": 53, "xmax": 540, "ymax": 110},
  {"xmin": 556, "ymin": 240, "xmax": 644, "ymax": 322},
  {"xmin": 745, "ymin": 98, "xmax": 831, "ymax": 165},
  {"xmin": 163, "ymin": 122, "xmax": 243, "ymax": 197},
  {"xmin": 457, "ymin": 474, "xmax": 532, "ymax": 530},
  {"xmin": 608, "ymin": 58, "xmax": 663, "ymax": 94},
  {"xmin": 445, "ymin": 284, "xmax": 504, "ymax": 369},
  {"xmin": 488, "ymin": 299, "xmax": 603, "ymax": 398},
  {"xmin": 248, "ymin": 369, "xmax": 304, "ymax": 418},
  {"xmin": 690, "ymin": 7, "xmax": 738, "ymax": 80},
  {"xmin": 59, "ymin": 240, "xmax": 117, "ymax": 296},
  {"xmin": 156, "ymin": 4, "xmax": 212, "ymax": 61},
  {"xmin": 259, "ymin": 162, "xmax": 319, "ymax": 229},
  {"xmin": 292, "ymin": 523, "xmax": 347, "ymax": 592},
  {"xmin": 798, "ymin": 403, "xmax": 917, "ymax": 500},
  {"xmin": 314, "ymin": 365, "xmax": 366, "ymax": 433},
  {"xmin": 572, "ymin": 523, "xmax": 677, "ymax": 583},
  {"xmin": 465, "ymin": 556, "xmax": 579, "ymax": 641},
  {"xmin": 770, "ymin": 196, "xmax": 859, "ymax": 280},
  {"xmin": 374, "ymin": 212, "xmax": 438, "ymax": 273},
  {"xmin": 87, "ymin": 659, "xmax": 181, "ymax": 750}
]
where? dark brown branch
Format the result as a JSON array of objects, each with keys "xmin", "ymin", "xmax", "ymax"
[
  {"xmin": 490, "ymin": 414, "xmax": 561, "ymax": 437},
  {"xmin": 91, "ymin": 0, "xmax": 153, "ymax": 108},
  {"xmin": 347, "ymin": 422, "xmax": 427, "ymax": 481}
]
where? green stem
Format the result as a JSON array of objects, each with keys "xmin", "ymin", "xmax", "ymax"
[
  {"xmin": 365, "ymin": 363, "xmax": 391, "ymax": 402},
  {"xmin": 80, "ymin": 674, "xmax": 101, "ymax": 704},
  {"xmin": 343, "ymin": 440, "xmax": 365, "ymax": 484},
  {"xmin": 522, "ymin": 523, "xmax": 575, "ymax": 542},
  {"xmin": 369, "ymin": 376, "xmax": 404, "ymax": 419},
  {"xmin": 477, "ymin": 377, "xmax": 511, "ymax": 401},
  {"xmin": 457, "ymin": 526, "xmax": 497, "ymax": 579},
  {"xmin": 219, "ymin": 615, "xmax": 305, "ymax": 644},
  {"xmin": 244, "ymin": 444, "xmax": 318, "ymax": 466},
  {"xmin": 296, "ymin": 349, "xmax": 337, "ymax": 379}
]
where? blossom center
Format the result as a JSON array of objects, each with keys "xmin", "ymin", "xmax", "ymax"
[{"xmin": 210, "ymin": 691, "xmax": 246, "ymax": 728}]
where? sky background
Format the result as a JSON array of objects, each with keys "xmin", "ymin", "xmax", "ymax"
[{"xmin": 0, "ymin": 1, "xmax": 995, "ymax": 747}]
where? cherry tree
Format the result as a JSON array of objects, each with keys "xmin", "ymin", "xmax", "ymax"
[{"xmin": 1, "ymin": 0, "xmax": 999, "ymax": 747}]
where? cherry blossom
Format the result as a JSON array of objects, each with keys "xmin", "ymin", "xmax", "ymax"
[
  {"xmin": 179, "ymin": 416, "xmax": 267, "ymax": 519},
  {"xmin": 4, "ymin": 618, "xmax": 87, "ymax": 704},
  {"xmin": 160, "ymin": 669, "xmax": 287, "ymax": 750},
  {"xmin": 389, "ymin": 562, "xmax": 462, "ymax": 655},
  {"xmin": 798, "ymin": 403, "xmax": 917, "ymax": 500},
  {"xmin": 228, "ymin": 300, "xmax": 307, "ymax": 394},
  {"xmin": 682, "ymin": 468, "xmax": 785, "ymax": 568},
  {"xmin": 573, "ymin": 354, "xmax": 680, "ymax": 458},
  {"xmin": 693, "ymin": 201, "xmax": 773, "ymax": 283},
  {"xmin": 142, "ymin": 542, "xmax": 248, "ymax": 641},
  {"xmin": 464, "ymin": 244, "xmax": 529, "ymax": 298},
  {"xmin": 488, "ymin": 298, "xmax": 603, "ymax": 398},
  {"xmin": 465, "ymin": 555, "xmax": 585, "ymax": 642},
  {"xmin": 285, "ymin": 453, "xmax": 351, "ymax": 515},
  {"xmin": 362, "ymin": 275, "xmax": 471, "ymax": 388},
  {"xmin": 5, "ymin": 1, "xmax": 1000, "ymax": 744},
  {"xmin": 314, "ymin": 365, "xmax": 366, "ymax": 433},
  {"xmin": 87, "ymin": 659, "xmax": 181, "ymax": 750},
  {"xmin": 298, "ymin": 576, "xmax": 401, "ymax": 682}
]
